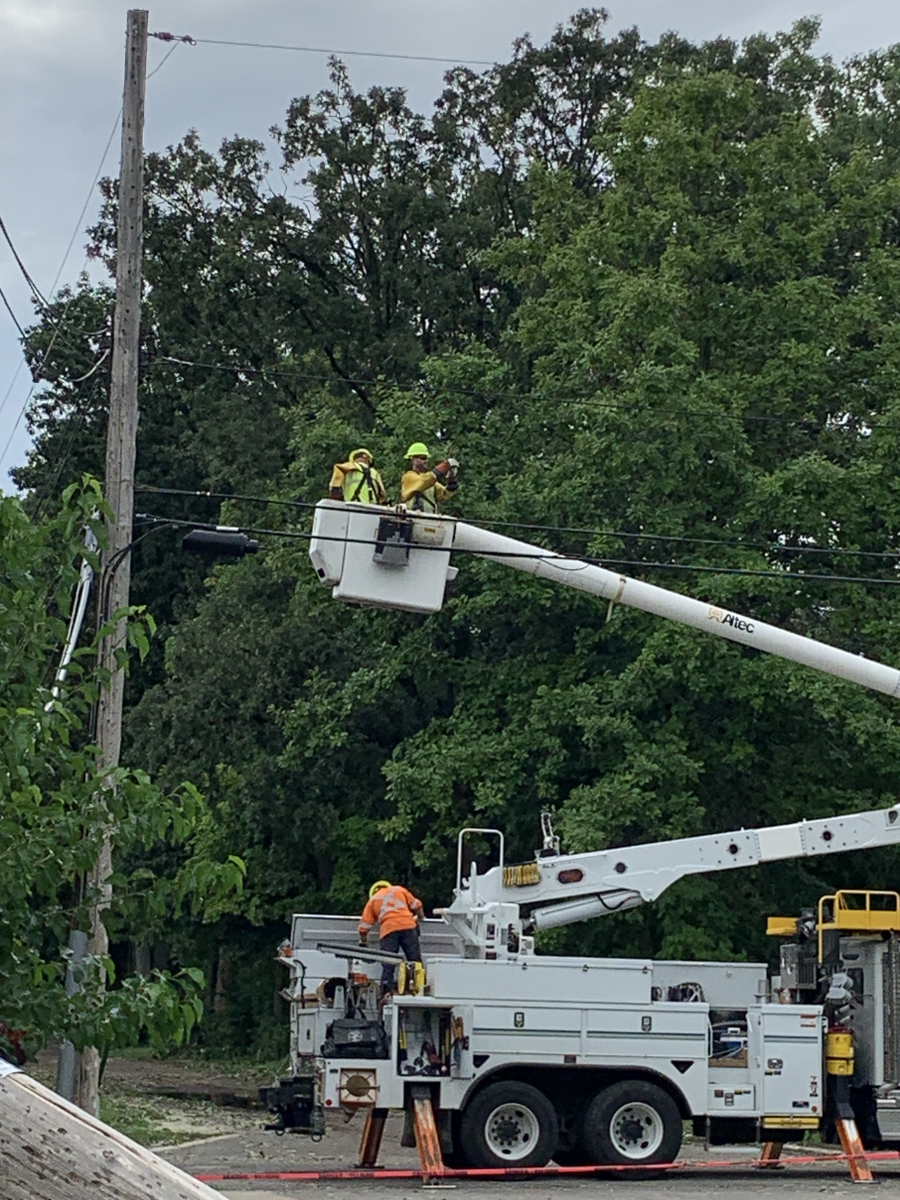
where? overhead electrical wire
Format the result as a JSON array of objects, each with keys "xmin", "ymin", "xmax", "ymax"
[
  {"xmin": 0, "ymin": 282, "xmax": 27, "ymax": 339},
  {"xmin": 147, "ymin": 42, "xmax": 182, "ymax": 80},
  {"xmin": 150, "ymin": 30, "xmax": 494, "ymax": 66},
  {"xmin": 133, "ymin": 511, "xmax": 900, "ymax": 587},
  {"xmin": 31, "ymin": 376, "xmax": 105, "ymax": 521},
  {"xmin": 0, "ymin": 36, "xmax": 180, "ymax": 485},
  {"xmin": 0, "ymin": 111, "xmax": 120, "ymax": 475},
  {"xmin": 0, "ymin": 214, "xmax": 52, "ymax": 312},
  {"xmin": 133, "ymin": 484, "xmax": 900, "ymax": 563}
]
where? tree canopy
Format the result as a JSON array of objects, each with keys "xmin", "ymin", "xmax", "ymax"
[{"xmin": 11, "ymin": 11, "xmax": 900, "ymax": 1047}]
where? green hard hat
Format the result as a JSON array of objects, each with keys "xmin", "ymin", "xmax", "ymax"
[{"xmin": 406, "ymin": 442, "xmax": 429, "ymax": 457}]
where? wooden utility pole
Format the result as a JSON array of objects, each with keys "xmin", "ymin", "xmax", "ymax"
[{"xmin": 75, "ymin": 8, "xmax": 148, "ymax": 1117}]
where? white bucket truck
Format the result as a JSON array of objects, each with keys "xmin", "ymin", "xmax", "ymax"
[{"xmin": 258, "ymin": 501, "xmax": 900, "ymax": 1170}]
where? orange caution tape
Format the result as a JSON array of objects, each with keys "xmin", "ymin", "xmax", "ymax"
[{"xmin": 195, "ymin": 1148, "xmax": 900, "ymax": 1183}]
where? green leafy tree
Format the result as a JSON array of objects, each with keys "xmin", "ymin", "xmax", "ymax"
[
  {"xmin": 0, "ymin": 478, "xmax": 244, "ymax": 1061},
  {"xmin": 11, "ymin": 14, "xmax": 900, "ymax": 1050}
]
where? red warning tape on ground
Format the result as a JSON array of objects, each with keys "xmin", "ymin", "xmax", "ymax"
[{"xmin": 195, "ymin": 1148, "xmax": 900, "ymax": 1182}]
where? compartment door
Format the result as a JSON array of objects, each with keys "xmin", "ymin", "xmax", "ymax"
[
  {"xmin": 760, "ymin": 1006, "xmax": 822, "ymax": 1125},
  {"xmin": 451, "ymin": 1006, "xmax": 474, "ymax": 1079}
]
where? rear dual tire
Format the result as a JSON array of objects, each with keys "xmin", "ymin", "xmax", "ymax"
[
  {"xmin": 459, "ymin": 1080, "xmax": 559, "ymax": 1168},
  {"xmin": 581, "ymin": 1080, "xmax": 682, "ymax": 1167},
  {"xmin": 456, "ymin": 1077, "xmax": 681, "ymax": 1171}
]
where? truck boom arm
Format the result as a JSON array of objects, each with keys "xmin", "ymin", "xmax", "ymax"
[
  {"xmin": 310, "ymin": 501, "xmax": 900, "ymax": 944},
  {"xmin": 452, "ymin": 522, "xmax": 900, "ymax": 700},
  {"xmin": 448, "ymin": 804, "xmax": 900, "ymax": 930}
]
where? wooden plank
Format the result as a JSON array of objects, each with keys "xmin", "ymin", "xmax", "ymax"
[
  {"xmin": 0, "ymin": 1066, "xmax": 222, "ymax": 1199},
  {"xmin": 410, "ymin": 1084, "xmax": 445, "ymax": 1180},
  {"xmin": 357, "ymin": 1107, "xmax": 388, "ymax": 1167}
]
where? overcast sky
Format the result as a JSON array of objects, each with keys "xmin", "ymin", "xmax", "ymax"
[{"xmin": 2, "ymin": 0, "xmax": 900, "ymax": 489}]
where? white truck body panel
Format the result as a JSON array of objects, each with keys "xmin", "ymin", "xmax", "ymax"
[
  {"xmin": 424, "ymin": 955, "xmax": 652, "ymax": 1005},
  {"xmin": 757, "ymin": 1007, "xmax": 823, "ymax": 1120},
  {"xmin": 286, "ymin": 926, "xmax": 823, "ymax": 1124}
]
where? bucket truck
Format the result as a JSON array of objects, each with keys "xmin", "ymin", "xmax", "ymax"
[{"xmin": 258, "ymin": 501, "xmax": 900, "ymax": 1172}]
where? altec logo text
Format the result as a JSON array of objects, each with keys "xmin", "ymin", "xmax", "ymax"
[{"xmin": 708, "ymin": 607, "xmax": 755, "ymax": 634}]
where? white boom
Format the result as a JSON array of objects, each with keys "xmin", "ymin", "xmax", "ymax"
[
  {"xmin": 309, "ymin": 501, "xmax": 900, "ymax": 944},
  {"xmin": 444, "ymin": 803, "xmax": 900, "ymax": 933},
  {"xmin": 309, "ymin": 501, "xmax": 900, "ymax": 699},
  {"xmin": 452, "ymin": 521, "xmax": 900, "ymax": 698}
]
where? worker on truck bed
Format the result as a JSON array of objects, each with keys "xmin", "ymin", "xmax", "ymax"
[
  {"xmin": 359, "ymin": 880, "xmax": 423, "ymax": 991},
  {"xmin": 329, "ymin": 448, "xmax": 386, "ymax": 505},
  {"xmin": 400, "ymin": 443, "xmax": 459, "ymax": 513}
]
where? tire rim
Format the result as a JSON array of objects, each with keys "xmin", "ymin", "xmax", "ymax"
[
  {"xmin": 484, "ymin": 1102, "xmax": 540, "ymax": 1160},
  {"xmin": 608, "ymin": 1101, "xmax": 664, "ymax": 1160}
]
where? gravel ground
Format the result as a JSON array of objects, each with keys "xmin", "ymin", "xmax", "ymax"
[
  {"xmin": 159, "ymin": 1111, "xmax": 900, "ymax": 1200},
  {"xmin": 23, "ymin": 1052, "xmax": 900, "ymax": 1198}
]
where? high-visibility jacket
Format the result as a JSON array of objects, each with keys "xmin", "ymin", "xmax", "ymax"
[
  {"xmin": 400, "ymin": 470, "xmax": 454, "ymax": 514},
  {"xmin": 359, "ymin": 885, "xmax": 423, "ymax": 939},
  {"xmin": 330, "ymin": 457, "xmax": 386, "ymax": 505}
]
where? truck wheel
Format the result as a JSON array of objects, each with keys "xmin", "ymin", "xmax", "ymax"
[
  {"xmin": 582, "ymin": 1080, "xmax": 681, "ymax": 1167},
  {"xmin": 460, "ymin": 1081, "xmax": 559, "ymax": 1168}
]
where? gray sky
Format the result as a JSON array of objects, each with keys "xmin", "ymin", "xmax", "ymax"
[{"xmin": 2, "ymin": 0, "xmax": 900, "ymax": 489}]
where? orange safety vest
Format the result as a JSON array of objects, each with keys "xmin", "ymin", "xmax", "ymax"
[{"xmin": 359, "ymin": 885, "xmax": 422, "ymax": 938}]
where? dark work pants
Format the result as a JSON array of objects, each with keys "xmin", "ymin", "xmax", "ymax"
[{"xmin": 380, "ymin": 926, "xmax": 422, "ymax": 989}]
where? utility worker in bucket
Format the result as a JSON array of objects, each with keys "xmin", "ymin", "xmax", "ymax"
[
  {"xmin": 329, "ymin": 448, "xmax": 387, "ymax": 505},
  {"xmin": 400, "ymin": 443, "xmax": 459, "ymax": 513},
  {"xmin": 359, "ymin": 880, "xmax": 424, "ymax": 991}
]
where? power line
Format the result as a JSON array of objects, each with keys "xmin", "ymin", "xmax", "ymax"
[
  {"xmin": 31, "ymin": 375, "xmax": 106, "ymax": 521},
  {"xmin": 0, "ymin": 214, "xmax": 51, "ymax": 311},
  {"xmin": 0, "ymin": 361, "xmax": 25, "ymax": 427},
  {"xmin": 1, "ymin": 34, "xmax": 182, "ymax": 486},
  {"xmin": 149, "ymin": 30, "xmax": 494, "ymax": 66},
  {"xmin": 136, "ymin": 484, "xmax": 316, "ymax": 512},
  {"xmin": 46, "ymin": 112, "xmax": 121, "ymax": 302},
  {"xmin": 0, "ymin": 282, "xmax": 27, "ymax": 340},
  {"xmin": 1, "ymin": 33, "xmax": 178, "ymax": 485},
  {"xmin": 0, "ymin": 210, "xmax": 105, "ymax": 370},
  {"xmin": 147, "ymin": 42, "xmax": 182, "ymax": 80},
  {"xmin": 133, "ymin": 510, "xmax": 900, "ymax": 586},
  {"xmin": 149, "ymin": 356, "xmax": 893, "ymax": 432},
  {"xmin": 133, "ymin": 485, "xmax": 900, "ymax": 562},
  {"xmin": 0, "ymin": 113, "xmax": 121, "ymax": 479}
]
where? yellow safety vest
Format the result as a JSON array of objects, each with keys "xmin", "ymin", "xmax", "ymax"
[{"xmin": 342, "ymin": 466, "xmax": 384, "ymax": 505}]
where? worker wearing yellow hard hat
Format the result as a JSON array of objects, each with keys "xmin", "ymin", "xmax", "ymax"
[
  {"xmin": 329, "ymin": 447, "xmax": 386, "ymax": 505},
  {"xmin": 400, "ymin": 442, "xmax": 459, "ymax": 513},
  {"xmin": 359, "ymin": 880, "xmax": 424, "ymax": 991}
]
